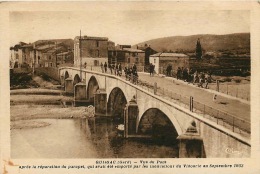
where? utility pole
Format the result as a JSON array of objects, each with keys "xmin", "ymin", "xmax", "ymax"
[
  {"xmin": 32, "ymin": 43, "xmax": 35, "ymax": 76},
  {"xmin": 80, "ymin": 30, "xmax": 82, "ymax": 81},
  {"xmin": 55, "ymin": 41, "xmax": 57, "ymax": 67}
]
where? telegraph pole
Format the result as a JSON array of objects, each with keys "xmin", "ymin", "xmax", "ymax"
[
  {"xmin": 80, "ymin": 30, "xmax": 82, "ymax": 81},
  {"xmin": 32, "ymin": 43, "xmax": 35, "ymax": 76},
  {"xmin": 55, "ymin": 41, "xmax": 57, "ymax": 67}
]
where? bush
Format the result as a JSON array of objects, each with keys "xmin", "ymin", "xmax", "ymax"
[
  {"xmin": 222, "ymin": 77, "xmax": 232, "ymax": 82},
  {"xmin": 234, "ymin": 79, "xmax": 241, "ymax": 83}
]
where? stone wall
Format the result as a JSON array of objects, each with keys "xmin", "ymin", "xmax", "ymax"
[
  {"xmin": 200, "ymin": 121, "xmax": 250, "ymax": 157},
  {"xmin": 35, "ymin": 67, "xmax": 60, "ymax": 81}
]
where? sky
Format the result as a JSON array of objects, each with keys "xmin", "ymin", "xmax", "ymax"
[{"xmin": 9, "ymin": 10, "xmax": 250, "ymax": 46}]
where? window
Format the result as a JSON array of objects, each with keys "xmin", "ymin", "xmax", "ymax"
[
  {"xmin": 96, "ymin": 41, "xmax": 99, "ymax": 47},
  {"xmin": 128, "ymin": 58, "xmax": 130, "ymax": 63},
  {"xmin": 132, "ymin": 52, "xmax": 136, "ymax": 57},
  {"xmin": 38, "ymin": 56, "xmax": 40, "ymax": 60},
  {"xmin": 154, "ymin": 59, "xmax": 156, "ymax": 64},
  {"xmin": 94, "ymin": 60, "xmax": 99, "ymax": 66},
  {"xmin": 49, "ymin": 56, "xmax": 52, "ymax": 60},
  {"xmin": 135, "ymin": 57, "xmax": 139, "ymax": 63},
  {"xmin": 50, "ymin": 63, "xmax": 52, "ymax": 67}
]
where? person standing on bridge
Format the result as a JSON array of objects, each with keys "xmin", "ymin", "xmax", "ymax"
[
  {"xmin": 104, "ymin": 62, "xmax": 107, "ymax": 73},
  {"xmin": 108, "ymin": 63, "xmax": 112, "ymax": 74},
  {"xmin": 114, "ymin": 63, "xmax": 118, "ymax": 76},
  {"xmin": 118, "ymin": 63, "xmax": 122, "ymax": 76},
  {"xmin": 100, "ymin": 62, "xmax": 104, "ymax": 73},
  {"xmin": 149, "ymin": 63, "xmax": 153, "ymax": 76},
  {"xmin": 177, "ymin": 67, "xmax": 181, "ymax": 80},
  {"xmin": 132, "ymin": 63, "xmax": 137, "ymax": 73}
]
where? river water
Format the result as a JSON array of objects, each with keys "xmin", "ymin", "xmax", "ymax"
[{"xmin": 11, "ymin": 117, "xmax": 179, "ymax": 158}]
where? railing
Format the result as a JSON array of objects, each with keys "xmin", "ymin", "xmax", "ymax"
[
  {"xmin": 136, "ymin": 80, "xmax": 250, "ymax": 136},
  {"xmin": 208, "ymin": 82, "xmax": 250, "ymax": 101},
  {"xmin": 79, "ymin": 65, "xmax": 145, "ymax": 74}
]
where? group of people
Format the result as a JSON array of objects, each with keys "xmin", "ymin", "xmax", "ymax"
[
  {"xmin": 99, "ymin": 62, "xmax": 139, "ymax": 84},
  {"xmin": 175, "ymin": 66, "xmax": 212, "ymax": 88},
  {"xmin": 124, "ymin": 64, "xmax": 139, "ymax": 84},
  {"xmin": 192, "ymin": 70, "xmax": 212, "ymax": 89}
]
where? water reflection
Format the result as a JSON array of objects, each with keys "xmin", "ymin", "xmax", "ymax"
[{"xmin": 11, "ymin": 117, "xmax": 178, "ymax": 158}]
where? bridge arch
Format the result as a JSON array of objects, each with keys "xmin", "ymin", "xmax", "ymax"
[
  {"xmin": 107, "ymin": 87, "xmax": 127, "ymax": 122},
  {"xmin": 73, "ymin": 74, "xmax": 81, "ymax": 86},
  {"xmin": 138, "ymin": 108, "xmax": 179, "ymax": 143},
  {"xmin": 87, "ymin": 76, "xmax": 99, "ymax": 102}
]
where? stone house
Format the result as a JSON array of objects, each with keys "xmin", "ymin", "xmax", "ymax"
[
  {"xmin": 56, "ymin": 51, "xmax": 74, "ymax": 66},
  {"xmin": 137, "ymin": 45, "xmax": 158, "ymax": 66},
  {"xmin": 108, "ymin": 47, "xmax": 145, "ymax": 68},
  {"xmin": 74, "ymin": 36, "xmax": 111, "ymax": 67},
  {"xmin": 9, "ymin": 42, "xmax": 27, "ymax": 68},
  {"xmin": 149, "ymin": 52, "xmax": 190, "ymax": 75}
]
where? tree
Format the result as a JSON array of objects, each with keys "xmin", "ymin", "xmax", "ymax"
[{"xmin": 195, "ymin": 38, "xmax": 202, "ymax": 60}]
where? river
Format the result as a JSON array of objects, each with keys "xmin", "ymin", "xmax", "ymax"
[{"xmin": 11, "ymin": 117, "xmax": 179, "ymax": 158}]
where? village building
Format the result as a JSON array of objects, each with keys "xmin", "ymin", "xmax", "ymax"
[
  {"xmin": 35, "ymin": 44, "xmax": 55, "ymax": 67},
  {"xmin": 137, "ymin": 44, "xmax": 158, "ymax": 66},
  {"xmin": 122, "ymin": 48, "xmax": 145, "ymax": 68},
  {"xmin": 9, "ymin": 42, "xmax": 27, "ymax": 68},
  {"xmin": 10, "ymin": 39, "xmax": 73, "ymax": 68},
  {"xmin": 56, "ymin": 51, "xmax": 74, "ymax": 66},
  {"xmin": 108, "ymin": 46, "xmax": 145, "ymax": 68},
  {"xmin": 149, "ymin": 52, "xmax": 190, "ymax": 75},
  {"xmin": 21, "ymin": 44, "xmax": 34, "ymax": 67},
  {"xmin": 10, "ymin": 46, "xmax": 19, "ymax": 68},
  {"xmin": 74, "ymin": 36, "xmax": 111, "ymax": 67}
]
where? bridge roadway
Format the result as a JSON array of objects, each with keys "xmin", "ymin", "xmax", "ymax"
[{"xmin": 137, "ymin": 73, "xmax": 250, "ymax": 123}]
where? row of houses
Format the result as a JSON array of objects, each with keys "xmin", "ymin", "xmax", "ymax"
[
  {"xmin": 73, "ymin": 36, "xmax": 159, "ymax": 68},
  {"xmin": 10, "ymin": 35, "xmax": 192, "ymax": 75},
  {"xmin": 10, "ymin": 39, "xmax": 74, "ymax": 68}
]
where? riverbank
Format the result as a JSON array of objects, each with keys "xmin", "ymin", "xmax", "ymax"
[
  {"xmin": 11, "ymin": 104, "xmax": 87, "ymax": 121},
  {"xmin": 11, "ymin": 103, "xmax": 88, "ymax": 129}
]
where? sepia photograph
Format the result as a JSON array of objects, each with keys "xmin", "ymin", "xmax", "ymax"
[{"xmin": 1, "ymin": 1, "xmax": 260, "ymax": 174}]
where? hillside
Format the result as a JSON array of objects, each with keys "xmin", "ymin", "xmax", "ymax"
[{"xmin": 135, "ymin": 33, "xmax": 250, "ymax": 53}]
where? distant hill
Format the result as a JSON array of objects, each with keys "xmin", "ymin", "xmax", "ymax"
[{"xmin": 135, "ymin": 33, "xmax": 250, "ymax": 53}]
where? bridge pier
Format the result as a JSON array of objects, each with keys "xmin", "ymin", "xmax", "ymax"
[
  {"xmin": 60, "ymin": 75, "xmax": 65, "ymax": 87},
  {"xmin": 177, "ymin": 121, "xmax": 205, "ymax": 158},
  {"xmin": 94, "ymin": 89, "xmax": 107, "ymax": 116},
  {"xmin": 74, "ymin": 82, "xmax": 90, "ymax": 106},
  {"xmin": 65, "ymin": 77, "xmax": 74, "ymax": 95},
  {"xmin": 124, "ymin": 97, "xmax": 139, "ymax": 138}
]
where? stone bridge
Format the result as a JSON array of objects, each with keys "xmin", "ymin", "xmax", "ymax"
[{"xmin": 59, "ymin": 67, "xmax": 250, "ymax": 158}]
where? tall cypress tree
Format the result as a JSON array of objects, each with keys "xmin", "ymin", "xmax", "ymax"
[{"xmin": 196, "ymin": 38, "xmax": 202, "ymax": 60}]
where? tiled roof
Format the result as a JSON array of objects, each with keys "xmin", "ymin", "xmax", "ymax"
[
  {"xmin": 56, "ymin": 52, "xmax": 69, "ymax": 56},
  {"xmin": 150, "ymin": 52, "xmax": 188, "ymax": 57},
  {"xmin": 36, "ymin": 45, "xmax": 55, "ymax": 51},
  {"xmin": 46, "ymin": 46, "xmax": 64, "ymax": 53},
  {"xmin": 122, "ymin": 48, "xmax": 144, "ymax": 53},
  {"xmin": 21, "ymin": 44, "xmax": 33, "ymax": 48}
]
